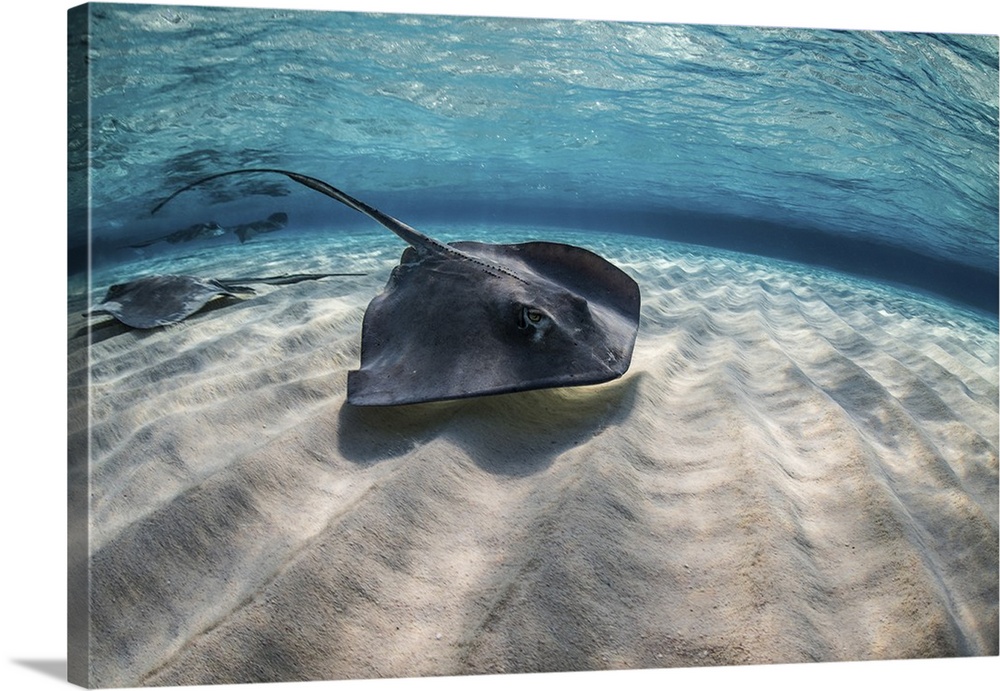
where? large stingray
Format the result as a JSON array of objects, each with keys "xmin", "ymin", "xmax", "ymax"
[
  {"xmin": 88, "ymin": 273, "xmax": 359, "ymax": 329},
  {"xmin": 154, "ymin": 169, "xmax": 641, "ymax": 406}
]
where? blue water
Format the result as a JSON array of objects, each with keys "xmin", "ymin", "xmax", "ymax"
[{"xmin": 69, "ymin": 4, "xmax": 998, "ymax": 313}]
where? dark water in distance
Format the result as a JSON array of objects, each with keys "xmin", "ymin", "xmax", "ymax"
[{"xmin": 68, "ymin": 4, "xmax": 999, "ymax": 313}]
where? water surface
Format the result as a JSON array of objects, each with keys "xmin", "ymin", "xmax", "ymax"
[{"xmin": 68, "ymin": 5, "xmax": 998, "ymax": 311}]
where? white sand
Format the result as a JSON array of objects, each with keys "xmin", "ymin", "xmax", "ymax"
[{"xmin": 68, "ymin": 233, "xmax": 998, "ymax": 687}]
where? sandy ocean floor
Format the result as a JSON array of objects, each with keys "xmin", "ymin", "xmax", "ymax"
[{"xmin": 67, "ymin": 228, "xmax": 998, "ymax": 687}]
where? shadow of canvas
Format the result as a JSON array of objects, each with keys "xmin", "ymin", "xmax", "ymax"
[{"xmin": 11, "ymin": 659, "xmax": 67, "ymax": 681}]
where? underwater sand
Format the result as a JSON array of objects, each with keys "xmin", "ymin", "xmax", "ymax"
[{"xmin": 67, "ymin": 228, "xmax": 998, "ymax": 687}]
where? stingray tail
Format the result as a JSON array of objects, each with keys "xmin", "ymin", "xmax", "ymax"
[
  {"xmin": 151, "ymin": 168, "xmax": 451, "ymax": 257},
  {"xmin": 215, "ymin": 272, "xmax": 367, "ymax": 287},
  {"xmin": 126, "ymin": 237, "xmax": 162, "ymax": 249}
]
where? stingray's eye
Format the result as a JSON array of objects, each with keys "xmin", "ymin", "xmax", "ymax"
[{"xmin": 519, "ymin": 305, "xmax": 547, "ymax": 329}]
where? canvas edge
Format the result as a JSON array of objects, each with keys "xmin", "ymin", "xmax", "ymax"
[{"xmin": 67, "ymin": 3, "xmax": 93, "ymax": 688}]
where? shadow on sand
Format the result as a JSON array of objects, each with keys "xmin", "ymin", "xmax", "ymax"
[{"xmin": 335, "ymin": 373, "xmax": 643, "ymax": 477}]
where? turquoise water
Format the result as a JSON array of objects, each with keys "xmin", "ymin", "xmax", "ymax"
[{"xmin": 69, "ymin": 4, "xmax": 998, "ymax": 312}]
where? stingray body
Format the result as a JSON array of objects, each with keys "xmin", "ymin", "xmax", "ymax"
[
  {"xmin": 88, "ymin": 275, "xmax": 249, "ymax": 328},
  {"xmin": 232, "ymin": 212, "xmax": 289, "ymax": 244},
  {"xmin": 88, "ymin": 273, "xmax": 358, "ymax": 329},
  {"xmin": 128, "ymin": 221, "xmax": 225, "ymax": 248},
  {"xmin": 154, "ymin": 169, "xmax": 641, "ymax": 406}
]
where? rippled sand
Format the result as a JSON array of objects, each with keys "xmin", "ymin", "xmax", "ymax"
[{"xmin": 67, "ymin": 231, "xmax": 999, "ymax": 687}]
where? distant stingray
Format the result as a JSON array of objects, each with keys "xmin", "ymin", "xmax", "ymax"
[
  {"xmin": 87, "ymin": 273, "xmax": 363, "ymax": 329},
  {"xmin": 128, "ymin": 221, "xmax": 225, "ymax": 248},
  {"xmin": 153, "ymin": 169, "xmax": 641, "ymax": 406},
  {"xmin": 232, "ymin": 212, "xmax": 289, "ymax": 244}
]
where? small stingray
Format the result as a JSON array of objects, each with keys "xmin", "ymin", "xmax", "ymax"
[
  {"xmin": 128, "ymin": 221, "xmax": 225, "ymax": 248},
  {"xmin": 87, "ymin": 273, "xmax": 362, "ymax": 329},
  {"xmin": 232, "ymin": 212, "xmax": 288, "ymax": 243},
  {"xmin": 154, "ymin": 169, "xmax": 641, "ymax": 406}
]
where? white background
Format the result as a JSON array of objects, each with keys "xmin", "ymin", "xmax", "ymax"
[{"xmin": 3, "ymin": 1, "xmax": 998, "ymax": 690}]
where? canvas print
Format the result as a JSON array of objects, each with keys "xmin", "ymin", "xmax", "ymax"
[{"xmin": 67, "ymin": 2, "xmax": 998, "ymax": 688}]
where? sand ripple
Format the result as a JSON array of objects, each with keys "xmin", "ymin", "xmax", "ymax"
[{"xmin": 68, "ymin": 237, "xmax": 998, "ymax": 686}]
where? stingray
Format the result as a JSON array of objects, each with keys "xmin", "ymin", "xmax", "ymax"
[
  {"xmin": 128, "ymin": 221, "xmax": 225, "ymax": 248},
  {"xmin": 232, "ymin": 212, "xmax": 289, "ymax": 243},
  {"xmin": 154, "ymin": 169, "xmax": 641, "ymax": 406},
  {"xmin": 87, "ymin": 273, "xmax": 362, "ymax": 329}
]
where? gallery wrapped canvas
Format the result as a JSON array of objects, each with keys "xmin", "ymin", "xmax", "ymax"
[{"xmin": 68, "ymin": 2, "xmax": 998, "ymax": 688}]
